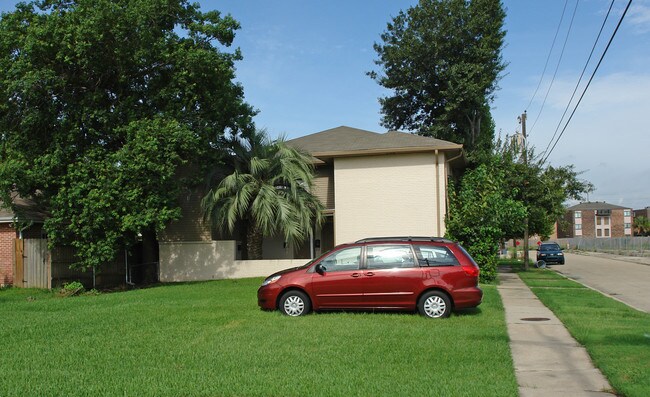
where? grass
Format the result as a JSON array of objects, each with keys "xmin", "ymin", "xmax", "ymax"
[
  {"xmin": 0, "ymin": 280, "xmax": 518, "ymax": 397},
  {"xmin": 517, "ymin": 268, "xmax": 650, "ymax": 397}
]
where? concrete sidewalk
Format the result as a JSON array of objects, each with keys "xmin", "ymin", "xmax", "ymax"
[{"xmin": 498, "ymin": 272, "xmax": 614, "ymax": 396}]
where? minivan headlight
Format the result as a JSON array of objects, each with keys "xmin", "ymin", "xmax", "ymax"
[{"xmin": 262, "ymin": 275, "xmax": 281, "ymax": 286}]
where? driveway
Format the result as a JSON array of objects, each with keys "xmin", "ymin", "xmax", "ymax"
[{"xmin": 547, "ymin": 252, "xmax": 650, "ymax": 313}]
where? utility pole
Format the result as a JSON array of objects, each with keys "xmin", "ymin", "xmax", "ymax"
[{"xmin": 521, "ymin": 111, "xmax": 529, "ymax": 271}]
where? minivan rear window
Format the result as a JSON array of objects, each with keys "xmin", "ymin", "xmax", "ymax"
[{"xmin": 414, "ymin": 245, "xmax": 459, "ymax": 267}]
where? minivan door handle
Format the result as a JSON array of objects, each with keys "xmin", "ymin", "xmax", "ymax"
[
  {"xmin": 351, "ymin": 273, "xmax": 361, "ymax": 277},
  {"xmin": 365, "ymin": 272, "xmax": 375, "ymax": 276}
]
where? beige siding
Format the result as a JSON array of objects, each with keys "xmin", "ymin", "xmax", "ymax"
[
  {"xmin": 313, "ymin": 166, "xmax": 334, "ymax": 210},
  {"xmin": 333, "ymin": 153, "xmax": 446, "ymax": 244},
  {"xmin": 159, "ymin": 188, "xmax": 211, "ymax": 242}
]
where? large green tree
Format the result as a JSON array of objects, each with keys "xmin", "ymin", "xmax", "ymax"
[
  {"xmin": 446, "ymin": 160, "xmax": 527, "ymax": 282},
  {"xmin": 492, "ymin": 138, "xmax": 594, "ymax": 240},
  {"xmin": 0, "ymin": 0, "xmax": 254, "ymax": 269},
  {"xmin": 202, "ymin": 129, "xmax": 324, "ymax": 260},
  {"xmin": 369, "ymin": 0, "xmax": 506, "ymax": 155},
  {"xmin": 447, "ymin": 138, "xmax": 593, "ymax": 280}
]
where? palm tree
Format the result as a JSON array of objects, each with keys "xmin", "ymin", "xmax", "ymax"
[
  {"xmin": 202, "ymin": 129, "xmax": 324, "ymax": 259},
  {"xmin": 633, "ymin": 216, "xmax": 650, "ymax": 237}
]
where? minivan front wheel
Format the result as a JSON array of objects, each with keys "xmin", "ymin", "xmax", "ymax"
[
  {"xmin": 418, "ymin": 291, "xmax": 451, "ymax": 318},
  {"xmin": 279, "ymin": 290, "xmax": 311, "ymax": 316}
]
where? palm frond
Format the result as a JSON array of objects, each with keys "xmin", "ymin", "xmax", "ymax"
[{"xmin": 201, "ymin": 128, "xmax": 325, "ymax": 256}]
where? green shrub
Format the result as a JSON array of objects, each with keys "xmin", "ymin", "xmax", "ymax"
[
  {"xmin": 59, "ymin": 281, "xmax": 85, "ymax": 297},
  {"xmin": 445, "ymin": 164, "xmax": 526, "ymax": 283}
]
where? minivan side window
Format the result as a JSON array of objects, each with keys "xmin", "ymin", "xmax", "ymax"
[
  {"xmin": 415, "ymin": 245, "xmax": 459, "ymax": 267},
  {"xmin": 320, "ymin": 247, "xmax": 361, "ymax": 272},
  {"xmin": 366, "ymin": 245, "xmax": 416, "ymax": 269}
]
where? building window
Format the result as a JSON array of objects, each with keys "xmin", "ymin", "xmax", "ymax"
[
  {"xmin": 597, "ymin": 229, "xmax": 602, "ymax": 237},
  {"xmin": 624, "ymin": 223, "xmax": 631, "ymax": 229},
  {"xmin": 605, "ymin": 229, "xmax": 610, "ymax": 237},
  {"xmin": 624, "ymin": 210, "xmax": 631, "ymax": 217},
  {"xmin": 574, "ymin": 211, "xmax": 581, "ymax": 218},
  {"xmin": 575, "ymin": 224, "xmax": 582, "ymax": 230}
]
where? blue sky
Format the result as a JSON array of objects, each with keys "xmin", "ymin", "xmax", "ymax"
[{"xmin": 1, "ymin": 1, "xmax": 649, "ymax": 209}]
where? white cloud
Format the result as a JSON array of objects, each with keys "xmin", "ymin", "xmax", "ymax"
[
  {"xmin": 534, "ymin": 71, "xmax": 650, "ymax": 113},
  {"xmin": 628, "ymin": 2, "xmax": 650, "ymax": 33},
  {"xmin": 518, "ymin": 70, "xmax": 650, "ymax": 209}
]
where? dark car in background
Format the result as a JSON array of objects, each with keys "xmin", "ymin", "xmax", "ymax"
[
  {"xmin": 536, "ymin": 242, "xmax": 565, "ymax": 265},
  {"xmin": 257, "ymin": 237, "xmax": 483, "ymax": 318}
]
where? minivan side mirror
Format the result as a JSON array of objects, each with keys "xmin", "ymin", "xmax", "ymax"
[{"xmin": 315, "ymin": 264, "xmax": 325, "ymax": 275}]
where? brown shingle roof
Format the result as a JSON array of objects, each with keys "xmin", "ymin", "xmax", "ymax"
[
  {"xmin": 0, "ymin": 196, "xmax": 47, "ymax": 223},
  {"xmin": 567, "ymin": 202, "xmax": 631, "ymax": 211},
  {"xmin": 286, "ymin": 126, "xmax": 463, "ymax": 159},
  {"xmin": 0, "ymin": 206, "xmax": 13, "ymax": 222}
]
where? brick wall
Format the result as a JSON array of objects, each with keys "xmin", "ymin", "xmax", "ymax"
[
  {"xmin": 611, "ymin": 209, "xmax": 625, "ymax": 237},
  {"xmin": 581, "ymin": 210, "xmax": 596, "ymax": 238},
  {"xmin": 634, "ymin": 208, "xmax": 650, "ymax": 219},
  {"xmin": 0, "ymin": 223, "xmax": 16, "ymax": 286}
]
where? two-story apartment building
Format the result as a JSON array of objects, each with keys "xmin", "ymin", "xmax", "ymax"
[
  {"xmin": 157, "ymin": 126, "xmax": 466, "ymax": 282},
  {"xmin": 634, "ymin": 207, "xmax": 650, "ymax": 220},
  {"xmin": 286, "ymin": 126, "xmax": 465, "ymax": 257},
  {"xmin": 559, "ymin": 202, "xmax": 633, "ymax": 238}
]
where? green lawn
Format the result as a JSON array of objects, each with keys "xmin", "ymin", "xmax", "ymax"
[
  {"xmin": 517, "ymin": 269, "xmax": 650, "ymax": 397},
  {"xmin": 0, "ymin": 280, "xmax": 518, "ymax": 397}
]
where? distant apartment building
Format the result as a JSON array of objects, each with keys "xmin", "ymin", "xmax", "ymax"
[
  {"xmin": 559, "ymin": 202, "xmax": 633, "ymax": 238},
  {"xmin": 634, "ymin": 207, "xmax": 650, "ymax": 219}
]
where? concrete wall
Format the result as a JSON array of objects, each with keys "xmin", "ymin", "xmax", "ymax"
[
  {"xmin": 262, "ymin": 234, "xmax": 303, "ymax": 259},
  {"xmin": 159, "ymin": 240, "xmax": 308, "ymax": 282},
  {"xmin": 333, "ymin": 152, "xmax": 446, "ymax": 244}
]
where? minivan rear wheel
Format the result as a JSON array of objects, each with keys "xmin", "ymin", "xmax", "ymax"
[
  {"xmin": 418, "ymin": 291, "xmax": 451, "ymax": 318},
  {"xmin": 279, "ymin": 290, "xmax": 311, "ymax": 316}
]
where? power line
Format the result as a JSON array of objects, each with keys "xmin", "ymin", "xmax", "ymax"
[
  {"xmin": 528, "ymin": 0, "xmax": 580, "ymax": 136},
  {"xmin": 542, "ymin": 0, "xmax": 633, "ymax": 164},
  {"xmin": 525, "ymin": 0, "xmax": 570, "ymax": 111},
  {"xmin": 540, "ymin": 0, "xmax": 615, "ymax": 159}
]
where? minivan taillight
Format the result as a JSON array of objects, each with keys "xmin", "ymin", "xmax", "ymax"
[
  {"xmin": 462, "ymin": 264, "xmax": 480, "ymax": 278},
  {"xmin": 455, "ymin": 244, "xmax": 481, "ymax": 278}
]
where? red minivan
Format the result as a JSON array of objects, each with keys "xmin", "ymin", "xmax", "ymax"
[{"xmin": 257, "ymin": 237, "xmax": 482, "ymax": 318}]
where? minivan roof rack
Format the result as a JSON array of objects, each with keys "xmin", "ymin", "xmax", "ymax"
[{"xmin": 355, "ymin": 236, "xmax": 454, "ymax": 243}]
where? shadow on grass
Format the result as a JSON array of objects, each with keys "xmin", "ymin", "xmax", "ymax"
[
  {"xmin": 313, "ymin": 309, "xmax": 419, "ymax": 317},
  {"xmin": 454, "ymin": 307, "xmax": 483, "ymax": 317},
  {"xmin": 308, "ymin": 306, "xmax": 483, "ymax": 318}
]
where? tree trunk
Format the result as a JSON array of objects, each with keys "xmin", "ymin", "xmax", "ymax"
[
  {"xmin": 466, "ymin": 109, "xmax": 481, "ymax": 148},
  {"xmin": 246, "ymin": 223, "xmax": 264, "ymax": 260}
]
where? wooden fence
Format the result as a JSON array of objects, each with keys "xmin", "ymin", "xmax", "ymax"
[{"xmin": 15, "ymin": 238, "xmax": 50, "ymax": 288}]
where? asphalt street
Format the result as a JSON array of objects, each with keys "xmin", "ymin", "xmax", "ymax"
[{"xmin": 547, "ymin": 252, "xmax": 650, "ymax": 313}]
